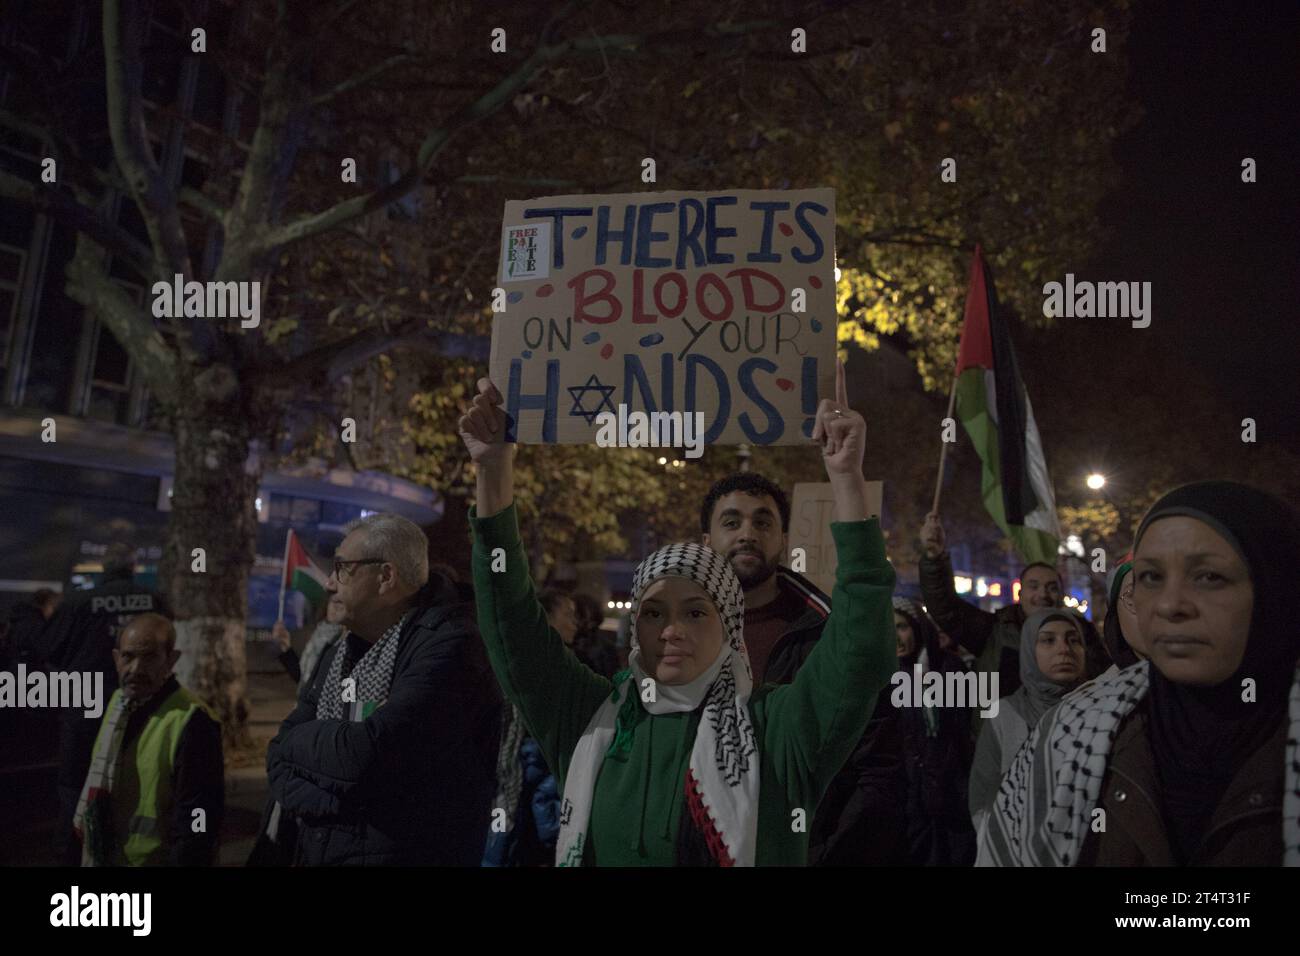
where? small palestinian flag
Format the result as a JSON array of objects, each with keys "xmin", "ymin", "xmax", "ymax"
[
  {"xmin": 283, "ymin": 529, "xmax": 327, "ymax": 613},
  {"xmin": 953, "ymin": 245, "xmax": 1061, "ymax": 565}
]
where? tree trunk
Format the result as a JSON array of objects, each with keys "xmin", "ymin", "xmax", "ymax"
[{"xmin": 163, "ymin": 363, "xmax": 259, "ymax": 748}]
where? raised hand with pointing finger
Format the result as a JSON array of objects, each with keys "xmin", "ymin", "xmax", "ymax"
[{"xmin": 812, "ymin": 358, "xmax": 872, "ymax": 523}]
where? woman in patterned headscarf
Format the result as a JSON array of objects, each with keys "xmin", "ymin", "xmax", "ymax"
[
  {"xmin": 978, "ymin": 481, "xmax": 1300, "ymax": 866},
  {"xmin": 967, "ymin": 608, "xmax": 1088, "ymax": 832},
  {"xmin": 459, "ymin": 365, "xmax": 896, "ymax": 866}
]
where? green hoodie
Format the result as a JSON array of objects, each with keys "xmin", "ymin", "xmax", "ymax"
[{"xmin": 470, "ymin": 502, "xmax": 896, "ymax": 866}]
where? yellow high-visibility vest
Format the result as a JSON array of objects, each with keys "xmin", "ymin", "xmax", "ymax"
[{"xmin": 89, "ymin": 685, "xmax": 208, "ymax": 866}]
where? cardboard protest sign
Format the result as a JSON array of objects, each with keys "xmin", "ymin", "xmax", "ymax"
[
  {"xmin": 788, "ymin": 481, "xmax": 884, "ymax": 595},
  {"xmin": 491, "ymin": 188, "xmax": 837, "ymax": 447}
]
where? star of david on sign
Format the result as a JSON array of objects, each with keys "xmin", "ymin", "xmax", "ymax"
[{"xmin": 567, "ymin": 375, "xmax": 617, "ymax": 425}]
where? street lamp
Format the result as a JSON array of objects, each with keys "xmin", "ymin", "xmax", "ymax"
[{"xmin": 1086, "ymin": 473, "xmax": 1106, "ymax": 491}]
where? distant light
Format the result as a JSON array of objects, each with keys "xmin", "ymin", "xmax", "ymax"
[
  {"xmin": 988, "ymin": 582, "xmax": 1002, "ymax": 597},
  {"xmin": 255, "ymin": 497, "xmax": 263, "ymax": 511},
  {"xmin": 657, "ymin": 457, "xmax": 667, "ymax": 465},
  {"xmin": 834, "ymin": 266, "xmax": 842, "ymax": 282},
  {"xmin": 953, "ymin": 575, "xmax": 972, "ymax": 595},
  {"xmin": 1063, "ymin": 595, "xmax": 1079, "ymax": 608},
  {"xmin": 1078, "ymin": 601, "xmax": 1089, "ymax": 614},
  {"xmin": 1086, "ymin": 473, "xmax": 1106, "ymax": 491},
  {"xmin": 360, "ymin": 508, "xmax": 376, "ymax": 518},
  {"xmin": 975, "ymin": 577, "xmax": 988, "ymax": 598},
  {"xmin": 1012, "ymin": 579, "xmax": 1022, "ymax": 603},
  {"xmin": 672, "ymin": 460, "xmax": 683, "ymax": 468}
]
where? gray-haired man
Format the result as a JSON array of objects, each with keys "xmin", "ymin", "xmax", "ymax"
[{"xmin": 265, "ymin": 514, "xmax": 500, "ymax": 865}]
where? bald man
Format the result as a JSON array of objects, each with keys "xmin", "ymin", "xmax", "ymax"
[
  {"xmin": 69, "ymin": 613, "xmax": 224, "ymax": 866},
  {"xmin": 27, "ymin": 542, "xmax": 170, "ymax": 861}
]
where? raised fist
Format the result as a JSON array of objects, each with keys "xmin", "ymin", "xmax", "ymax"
[
  {"xmin": 458, "ymin": 377, "xmax": 513, "ymax": 466},
  {"xmin": 921, "ymin": 512, "xmax": 946, "ymax": 559}
]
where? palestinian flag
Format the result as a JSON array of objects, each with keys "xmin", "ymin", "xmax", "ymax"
[
  {"xmin": 953, "ymin": 245, "xmax": 1061, "ymax": 565},
  {"xmin": 283, "ymin": 529, "xmax": 328, "ymax": 612}
]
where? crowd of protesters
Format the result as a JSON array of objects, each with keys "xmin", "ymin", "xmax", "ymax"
[{"xmin": 6, "ymin": 366, "xmax": 1297, "ymax": 868}]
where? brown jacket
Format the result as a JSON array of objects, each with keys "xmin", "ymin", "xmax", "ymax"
[{"xmin": 1078, "ymin": 698, "xmax": 1286, "ymax": 865}]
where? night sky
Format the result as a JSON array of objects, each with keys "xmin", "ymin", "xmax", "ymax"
[{"xmin": 1023, "ymin": 0, "xmax": 1300, "ymax": 445}]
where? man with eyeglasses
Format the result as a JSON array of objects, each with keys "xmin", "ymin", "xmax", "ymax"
[{"xmin": 262, "ymin": 513, "xmax": 501, "ymax": 865}]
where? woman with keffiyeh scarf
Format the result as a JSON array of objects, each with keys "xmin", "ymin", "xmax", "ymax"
[
  {"xmin": 968, "ymin": 607, "xmax": 1088, "ymax": 833},
  {"xmin": 979, "ymin": 481, "xmax": 1300, "ymax": 866},
  {"xmin": 458, "ymin": 364, "xmax": 896, "ymax": 866}
]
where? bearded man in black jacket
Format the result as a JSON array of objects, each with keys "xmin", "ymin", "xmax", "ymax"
[{"xmin": 700, "ymin": 472, "xmax": 905, "ymax": 865}]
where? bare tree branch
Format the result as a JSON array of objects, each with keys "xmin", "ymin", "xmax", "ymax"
[
  {"xmin": 219, "ymin": 3, "xmax": 330, "ymax": 283},
  {"xmin": 252, "ymin": 39, "xmax": 565, "ymax": 253},
  {"xmin": 65, "ymin": 236, "xmax": 179, "ymax": 400},
  {"xmin": 859, "ymin": 234, "xmax": 965, "ymax": 249},
  {"xmin": 311, "ymin": 53, "xmax": 416, "ymax": 106},
  {"xmin": 249, "ymin": 320, "xmax": 488, "ymax": 394},
  {"xmin": 178, "ymin": 186, "xmax": 227, "ymax": 224},
  {"xmin": 253, "ymin": 10, "xmax": 867, "ymax": 256},
  {"xmin": 0, "ymin": 171, "xmax": 155, "ymax": 281},
  {"xmin": 313, "ymin": 0, "xmax": 366, "ymax": 38},
  {"xmin": 102, "ymin": 0, "xmax": 193, "ymax": 276},
  {"xmin": 454, "ymin": 174, "xmax": 582, "ymax": 188}
]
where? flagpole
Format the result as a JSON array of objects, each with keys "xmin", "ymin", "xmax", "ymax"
[
  {"xmin": 932, "ymin": 376, "xmax": 958, "ymax": 515},
  {"xmin": 277, "ymin": 528, "xmax": 291, "ymax": 623}
]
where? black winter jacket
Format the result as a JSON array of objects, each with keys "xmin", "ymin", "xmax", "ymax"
[
  {"xmin": 266, "ymin": 573, "xmax": 501, "ymax": 865},
  {"xmin": 32, "ymin": 570, "xmax": 171, "ymax": 678},
  {"xmin": 758, "ymin": 567, "xmax": 906, "ymax": 865},
  {"xmin": 28, "ymin": 570, "xmax": 170, "ymax": 789},
  {"xmin": 893, "ymin": 636, "xmax": 978, "ymax": 867}
]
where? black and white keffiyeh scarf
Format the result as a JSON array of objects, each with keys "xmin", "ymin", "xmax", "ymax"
[
  {"xmin": 263, "ymin": 611, "xmax": 412, "ymax": 846},
  {"xmin": 977, "ymin": 661, "xmax": 1300, "ymax": 866},
  {"xmin": 315, "ymin": 610, "xmax": 411, "ymax": 721},
  {"xmin": 555, "ymin": 541, "xmax": 758, "ymax": 867},
  {"xmin": 73, "ymin": 690, "xmax": 145, "ymax": 866},
  {"xmin": 491, "ymin": 702, "xmax": 528, "ymax": 837},
  {"xmin": 298, "ymin": 621, "xmax": 344, "ymax": 690}
]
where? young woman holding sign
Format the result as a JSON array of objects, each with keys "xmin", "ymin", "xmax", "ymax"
[{"xmin": 459, "ymin": 360, "xmax": 896, "ymax": 865}]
